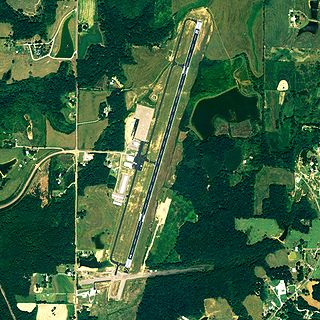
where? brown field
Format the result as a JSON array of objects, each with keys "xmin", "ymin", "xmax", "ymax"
[
  {"xmin": 0, "ymin": 39, "xmax": 60, "ymax": 81},
  {"xmin": 254, "ymin": 166, "xmax": 294, "ymax": 215},
  {"xmin": 204, "ymin": 298, "xmax": 236, "ymax": 320},
  {"xmin": 265, "ymin": 249, "xmax": 289, "ymax": 268},
  {"xmin": 46, "ymin": 120, "xmax": 76, "ymax": 149},
  {"xmin": 6, "ymin": 0, "xmax": 40, "ymax": 15},
  {"xmin": 206, "ymin": 0, "xmax": 263, "ymax": 76},
  {"xmin": 77, "ymin": 120, "xmax": 108, "ymax": 150},
  {"xmin": 243, "ymin": 295, "xmax": 263, "ymax": 320},
  {"xmin": 78, "ymin": 90, "xmax": 109, "ymax": 122},
  {"xmin": 0, "ymin": 23, "xmax": 12, "ymax": 37},
  {"xmin": 77, "ymin": 185, "xmax": 121, "ymax": 251}
]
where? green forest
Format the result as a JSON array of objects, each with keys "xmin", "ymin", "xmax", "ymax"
[
  {"xmin": 78, "ymin": 0, "xmax": 174, "ymax": 87},
  {"xmin": 0, "ymin": 62, "xmax": 76, "ymax": 143},
  {"xmin": 0, "ymin": 188, "xmax": 75, "ymax": 319}
]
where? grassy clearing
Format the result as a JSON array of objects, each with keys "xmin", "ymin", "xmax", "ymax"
[
  {"xmin": 206, "ymin": 0, "xmax": 263, "ymax": 76},
  {"xmin": 235, "ymin": 218, "xmax": 283, "ymax": 245},
  {"xmin": 286, "ymin": 219, "xmax": 320, "ymax": 250},
  {"xmin": 6, "ymin": 0, "xmax": 40, "ymax": 14},
  {"xmin": 91, "ymin": 279, "xmax": 146, "ymax": 319},
  {"xmin": 124, "ymin": 45, "xmax": 171, "ymax": 97},
  {"xmin": 254, "ymin": 166, "xmax": 294, "ymax": 215},
  {"xmin": 243, "ymin": 295, "xmax": 263, "ymax": 320},
  {"xmin": 79, "ymin": 0, "xmax": 96, "ymax": 27},
  {"xmin": 78, "ymin": 90, "xmax": 109, "ymax": 122},
  {"xmin": 46, "ymin": 120, "xmax": 75, "ymax": 149},
  {"xmin": 77, "ymin": 185, "xmax": 121, "ymax": 251},
  {"xmin": 204, "ymin": 298, "xmax": 236, "ymax": 320},
  {"xmin": 52, "ymin": 274, "xmax": 74, "ymax": 294},
  {"xmin": 265, "ymin": 249, "xmax": 289, "ymax": 268},
  {"xmin": 0, "ymin": 23, "xmax": 12, "ymax": 37},
  {"xmin": 78, "ymin": 120, "xmax": 108, "ymax": 150}
]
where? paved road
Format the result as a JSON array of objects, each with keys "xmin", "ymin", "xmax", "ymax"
[
  {"xmin": 0, "ymin": 150, "xmax": 74, "ymax": 210},
  {"xmin": 125, "ymin": 20, "xmax": 203, "ymax": 269},
  {"xmin": 79, "ymin": 264, "xmax": 212, "ymax": 286}
]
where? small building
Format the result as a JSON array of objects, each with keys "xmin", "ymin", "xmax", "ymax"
[
  {"xmin": 133, "ymin": 104, "xmax": 154, "ymax": 142},
  {"xmin": 112, "ymin": 173, "xmax": 130, "ymax": 206}
]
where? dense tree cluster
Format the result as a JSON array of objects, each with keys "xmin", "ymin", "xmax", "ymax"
[
  {"xmin": 0, "ymin": 189, "xmax": 75, "ymax": 319},
  {"xmin": 77, "ymin": 0, "xmax": 174, "ymax": 87},
  {"xmin": 0, "ymin": 62, "xmax": 76, "ymax": 138},
  {"xmin": 94, "ymin": 89, "xmax": 127, "ymax": 151}
]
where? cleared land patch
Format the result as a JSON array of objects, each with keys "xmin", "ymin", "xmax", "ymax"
[
  {"xmin": 254, "ymin": 166, "xmax": 294, "ymax": 215},
  {"xmin": 6, "ymin": 0, "xmax": 40, "ymax": 15},
  {"xmin": 77, "ymin": 185, "xmax": 121, "ymax": 251},
  {"xmin": 46, "ymin": 120, "xmax": 75, "ymax": 149},
  {"xmin": 235, "ymin": 218, "xmax": 283, "ymax": 245}
]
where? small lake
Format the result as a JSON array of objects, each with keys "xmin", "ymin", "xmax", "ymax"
[
  {"xmin": 0, "ymin": 158, "xmax": 17, "ymax": 176},
  {"xmin": 56, "ymin": 15, "xmax": 74, "ymax": 58},
  {"xmin": 191, "ymin": 88, "xmax": 259, "ymax": 139}
]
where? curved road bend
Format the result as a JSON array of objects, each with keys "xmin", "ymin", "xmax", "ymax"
[
  {"xmin": 0, "ymin": 150, "xmax": 74, "ymax": 210},
  {"xmin": 125, "ymin": 20, "xmax": 203, "ymax": 270}
]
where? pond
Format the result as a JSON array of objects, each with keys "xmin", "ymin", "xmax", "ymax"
[
  {"xmin": 56, "ymin": 15, "xmax": 74, "ymax": 58},
  {"xmin": 191, "ymin": 88, "xmax": 259, "ymax": 139},
  {"xmin": 0, "ymin": 158, "xmax": 17, "ymax": 176}
]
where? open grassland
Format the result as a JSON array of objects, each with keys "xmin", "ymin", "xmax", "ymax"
[
  {"xmin": 206, "ymin": 0, "xmax": 263, "ymax": 76},
  {"xmin": 0, "ymin": 23, "xmax": 12, "ymax": 37},
  {"xmin": 47, "ymin": 1, "xmax": 77, "ymax": 40},
  {"xmin": 204, "ymin": 298, "xmax": 236, "ymax": 320},
  {"xmin": 6, "ymin": 0, "xmax": 40, "ymax": 15},
  {"xmin": 79, "ymin": 0, "xmax": 96, "ymax": 27},
  {"xmin": 265, "ymin": 249, "xmax": 289, "ymax": 268},
  {"xmin": 266, "ymin": 0, "xmax": 320, "ymax": 51},
  {"xmin": 78, "ymin": 121, "xmax": 108, "ymax": 150},
  {"xmin": 254, "ymin": 166, "xmax": 294, "ymax": 215},
  {"xmin": 78, "ymin": 90, "xmax": 109, "ymax": 122},
  {"xmin": 46, "ymin": 120, "xmax": 75, "ymax": 149},
  {"xmin": 124, "ymin": 45, "xmax": 171, "ymax": 98},
  {"xmin": 0, "ymin": 40, "xmax": 60, "ymax": 81},
  {"xmin": 243, "ymin": 295, "xmax": 263, "ymax": 320},
  {"xmin": 235, "ymin": 218, "xmax": 283, "ymax": 245},
  {"xmin": 77, "ymin": 185, "xmax": 121, "ymax": 251}
]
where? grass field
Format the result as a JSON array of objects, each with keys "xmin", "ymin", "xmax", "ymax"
[
  {"xmin": 254, "ymin": 166, "xmax": 294, "ymax": 215},
  {"xmin": 124, "ymin": 45, "xmax": 171, "ymax": 98},
  {"xmin": 0, "ymin": 23, "xmax": 12, "ymax": 37},
  {"xmin": 235, "ymin": 218, "xmax": 283, "ymax": 245},
  {"xmin": 78, "ymin": 120, "xmax": 108, "ymax": 150},
  {"xmin": 46, "ymin": 120, "xmax": 76, "ymax": 149},
  {"xmin": 77, "ymin": 185, "xmax": 122, "ymax": 251},
  {"xmin": 52, "ymin": 274, "xmax": 74, "ymax": 294},
  {"xmin": 204, "ymin": 298, "xmax": 236, "ymax": 320},
  {"xmin": 205, "ymin": 0, "xmax": 263, "ymax": 76},
  {"xmin": 243, "ymin": 295, "xmax": 263, "ymax": 320},
  {"xmin": 78, "ymin": 90, "xmax": 109, "ymax": 122},
  {"xmin": 6, "ymin": 0, "xmax": 40, "ymax": 14},
  {"xmin": 79, "ymin": 0, "xmax": 96, "ymax": 27},
  {"xmin": 265, "ymin": 249, "xmax": 289, "ymax": 268}
]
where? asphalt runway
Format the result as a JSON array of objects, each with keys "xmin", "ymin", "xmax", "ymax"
[{"xmin": 125, "ymin": 20, "xmax": 202, "ymax": 270}]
